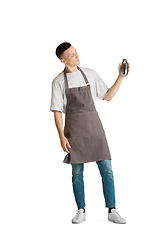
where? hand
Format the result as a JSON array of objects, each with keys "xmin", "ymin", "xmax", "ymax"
[
  {"xmin": 60, "ymin": 136, "xmax": 71, "ymax": 153},
  {"xmin": 118, "ymin": 62, "xmax": 130, "ymax": 77}
]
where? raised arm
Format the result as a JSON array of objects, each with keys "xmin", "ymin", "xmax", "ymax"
[{"xmin": 103, "ymin": 62, "xmax": 130, "ymax": 101}]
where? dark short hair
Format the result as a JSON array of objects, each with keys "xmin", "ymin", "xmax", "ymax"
[{"xmin": 55, "ymin": 42, "xmax": 71, "ymax": 59}]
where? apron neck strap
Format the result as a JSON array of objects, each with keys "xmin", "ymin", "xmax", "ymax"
[
  {"xmin": 64, "ymin": 68, "xmax": 69, "ymax": 89},
  {"xmin": 77, "ymin": 66, "xmax": 89, "ymax": 85},
  {"xmin": 64, "ymin": 66, "xmax": 89, "ymax": 89}
]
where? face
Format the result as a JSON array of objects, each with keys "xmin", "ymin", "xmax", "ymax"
[{"xmin": 61, "ymin": 46, "xmax": 80, "ymax": 67}]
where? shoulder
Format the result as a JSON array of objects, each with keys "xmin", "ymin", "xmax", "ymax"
[{"xmin": 52, "ymin": 71, "xmax": 65, "ymax": 87}]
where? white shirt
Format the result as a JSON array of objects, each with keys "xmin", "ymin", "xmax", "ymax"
[{"xmin": 50, "ymin": 67, "xmax": 109, "ymax": 114}]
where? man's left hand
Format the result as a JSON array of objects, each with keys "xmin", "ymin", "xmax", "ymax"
[{"xmin": 118, "ymin": 62, "xmax": 130, "ymax": 77}]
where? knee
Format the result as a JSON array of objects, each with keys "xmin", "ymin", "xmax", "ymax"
[
  {"xmin": 72, "ymin": 164, "xmax": 83, "ymax": 179},
  {"xmin": 97, "ymin": 160, "xmax": 114, "ymax": 177}
]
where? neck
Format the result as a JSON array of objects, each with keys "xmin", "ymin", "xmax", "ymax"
[{"xmin": 65, "ymin": 65, "xmax": 78, "ymax": 73}]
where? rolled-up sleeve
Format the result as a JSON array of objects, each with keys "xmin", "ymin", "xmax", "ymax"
[
  {"xmin": 94, "ymin": 70, "xmax": 109, "ymax": 100},
  {"xmin": 50, "ymin": 80, "xmax": 63, "ymax": 112}
]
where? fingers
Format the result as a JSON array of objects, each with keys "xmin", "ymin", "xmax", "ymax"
[
  {"xmin": 67, "ymin": 141, "xmax": 71, "ymax": 149},
  {"xmin": 61, "ymin": 139, "xmax": 71, "ymax": 153},
  {"xmin": 119, "ymin": 62, "xmax": 130, "ymax": 72},
  {"xmin": 62, "ymin": 143, "xmax": 70, "ymax": 153},
  {"xmin": 119, "ymin": 63, "xmax": 122, "ymax": 69},
  {"xmin": 62, "ymin": 144, "xmax": 70, "ymax": 153},
  {"xmin": 63, "ymin": 145, "xmax": 70, "ymax": 153},
  {"xmin": 127, "ymin": 62, "xmax": 130, "ymax": 71}
]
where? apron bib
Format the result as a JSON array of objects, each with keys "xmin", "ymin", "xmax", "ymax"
[{"xmin": 63, "ymin": 66, "xmax": 111, "ymax": 164}]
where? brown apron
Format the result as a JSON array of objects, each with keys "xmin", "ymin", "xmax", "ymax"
[{"xmin": 63, "ymin": 66, "xmax": 111, "ymax": 164}]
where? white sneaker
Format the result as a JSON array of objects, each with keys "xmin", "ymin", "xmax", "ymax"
[
  {"xmin": 108, "ymin": 209, "xmax": 126, "ymax": 224},
  {"xmin": 72, "ymin": 209, "xmax": 86, "ymax": 224}
]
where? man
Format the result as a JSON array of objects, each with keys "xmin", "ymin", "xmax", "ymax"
[{"xmin": 50, "ymin": 42, "xmax": 130, "ymax": 224}]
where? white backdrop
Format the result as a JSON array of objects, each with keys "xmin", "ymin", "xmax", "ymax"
[{"xmin": 0, "ymin": 0, "xmax": 160, "ymax": 239}]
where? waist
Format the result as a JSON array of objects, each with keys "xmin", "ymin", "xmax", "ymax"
[{"xmin": 65, "ymin": 109, "xmax": 97, "ymax": 116}]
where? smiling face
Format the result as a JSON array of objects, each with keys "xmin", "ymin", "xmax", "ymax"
[{"xmin": 60, "ymin": 46, "xmax": 80, "ymax": 67}]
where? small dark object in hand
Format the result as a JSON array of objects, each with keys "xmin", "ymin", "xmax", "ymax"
[{"xmin": 121, "ymin": 59, "xmax": 128, "ymax": 77}]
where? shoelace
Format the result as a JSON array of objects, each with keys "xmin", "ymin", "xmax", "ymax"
[
  {"xmin": 75, "ymin": 211, "xmax": 81, "ymax": 219},
  {"xmin": 112, "ymin": 210, "xmax": 122, "ymax": 219}
]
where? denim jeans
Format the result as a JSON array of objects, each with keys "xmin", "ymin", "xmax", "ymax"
[{"xmin": 71, "ymin": 160, "xmax": 116, "ymax": 209}]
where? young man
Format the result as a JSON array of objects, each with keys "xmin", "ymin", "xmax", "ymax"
[{"xmin": 50, "ymin": 42, "xmax": 130, "ymax": 224}]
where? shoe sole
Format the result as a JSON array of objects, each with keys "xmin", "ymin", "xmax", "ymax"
[
  {"xmin": 108, "ymin": 218, "xmax": 126, "ymax": 224},
  {"xmin": 72, "ymin": 218, "xmax": 86, "ymax": 224}
]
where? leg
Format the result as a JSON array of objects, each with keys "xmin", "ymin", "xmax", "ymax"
[
  {"xmin": 96, "ymin": 160, "xmax": 116, "ymax": 208},
  {"xmin": 71, "ymin": 163, "xmax": 85, "ymax": 210}
]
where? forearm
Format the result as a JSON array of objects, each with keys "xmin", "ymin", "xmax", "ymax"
[
  {"xmin": 53, "ymin": 111, "xmax": 71, "ymax": 153},
  {"xmin": 103, "ymin": 74, "xmax": 124, "ymax": 101},
  {"xmin": 54, "ymin": 111, "xmax": 65, "ymax": 139}
]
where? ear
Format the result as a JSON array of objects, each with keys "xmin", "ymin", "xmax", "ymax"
[{"xmin": 60, "ymin": 58, "xmax": 66, "ymax": 64}]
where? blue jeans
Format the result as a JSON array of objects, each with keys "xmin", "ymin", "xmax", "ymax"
[{"xmin": 71, "ymin": 160, "xmax": 116, "ymax": 209}]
